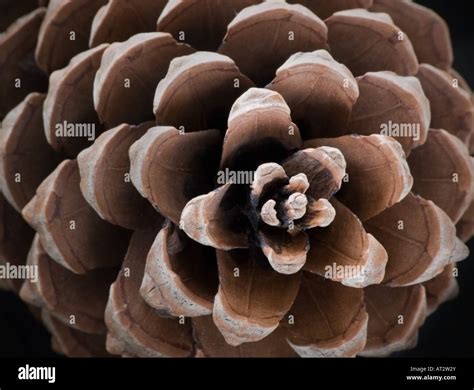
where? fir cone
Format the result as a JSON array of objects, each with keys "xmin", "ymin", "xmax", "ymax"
[{"xmin": 1, "ymin": 0, "xmax": 473, "ymax": 358}]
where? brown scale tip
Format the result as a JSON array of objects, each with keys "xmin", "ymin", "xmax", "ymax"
[
  {"xmin": 326, "ymin": 8, "xmax": 419, "ymax": 77},
  {"xmin": 104, "ymin": 228, "xmax": 194, "ymax": 357},
  {"xmin": 20, "ymin": 235, "xmax": 117, "ymax": 335},
  {"xmin": 22, "ymin": 160, "xmax": 131, "ymax": 274},
  {"xmin": 140, "ymin": 221, "xmax": 218, "ymax": 318},
  {"xmin": 360, "ymin": 284, "xmax": 427, "ymax": 357}
]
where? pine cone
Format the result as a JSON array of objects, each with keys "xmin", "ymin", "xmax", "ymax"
[{"xmin": 0, "ymin": 0, "xmax": 473, "ymax": 358}]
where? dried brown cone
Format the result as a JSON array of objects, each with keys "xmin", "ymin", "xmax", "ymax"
[{"xmin": 0, "ymin": 0, "xmax": 473, "ymax": 358}]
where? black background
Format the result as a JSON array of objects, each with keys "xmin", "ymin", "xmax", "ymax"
[{"xmin": 0, "ymin": 0, "xmax": 473, "ymax": 358}]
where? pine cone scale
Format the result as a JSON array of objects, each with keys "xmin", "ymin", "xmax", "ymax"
[{"xmin": 0, "ymin": 0, "xmax": 472, "ymax": 358}]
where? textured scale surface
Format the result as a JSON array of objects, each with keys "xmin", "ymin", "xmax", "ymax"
[{"xmin": 0, "ymin": 0, "xmax": 472, "ymax": 358}]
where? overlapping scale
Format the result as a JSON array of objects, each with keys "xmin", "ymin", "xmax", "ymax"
[
  {"xmin": 94, "ymin": 32, "xmax": 194, "ymax": 128},
  {"xmin": 305, "ymin": 199, "xmax": 387, "ymax": 288},
  {"xmin": 213, "ymin": 248, "xmax": 301, "ymax": 346},
  {"xmin": 0, "ymin": 8, "xmax": 47, "ymax": 119},
  {"xmin": 416, "ymin": 64, "xmax": 474, "ymax": 146},
  {"xmin": 306, "ymin": 134, "xmax": 413, "ymax": 221},
  {"xmin": 360, "ymin": 284, "xmax": 427, "ymax": 357},
  {"xmin": 43, "ymin": 44, "xmax": 108, "ymax": 157},
  {"xmin": 0, "ymin": 0, "xmax": 472, "ymax": 359},
  {"xmin": 140, "ymin": 221, "xmax": 218, "ymax": 317},
  {"xmin": 153, "ymin": 52, "xmax": 254, "ymax": 132},
  {"xmin": 370, "ymin": 0, "xmax": 453, "ymax": 69},
  {"xmin": 0, "ymin": 93, "xmax": 60, "ymax": 212},
  {"xmin": 35, "ymin": 0, "xmax": 107, "ymax": 73},
  {"xmin": 0, "ymin": 193, "xmax": 35, "ymax": 292},
  {"xmin": 221, "ymin": 88, "xmax": 302, "ymax": 171},
  {"xmin": 78, "ymin": 122, "xmax": 160, "ymax": 230},
  {"xmin": 42, "ymin": 310, "xmax": 111, "ymax": 357},
  {"xmin": 267, "ymin": 50, "xmax": 359, "ymax": 139},
  {"xmin": 104, "ymin": 229, "xmax": 194, "ymax": 357},
  {"xmin": 22, "ymin": 160, "xmax": 130, "ymax": 274},
  {"xmin": 130, "ymin": 126, "xmax": 222, "ymax": 225},
  {"xmin": 365, "ymin": 193, "xmax": 468, "ymax": 287},
  {"xmin": 20, "ymin": 235, "xmax": 117, "ymax": 334},
  {"xmin": 326, "ymin": 8, "xmax": 419, "ymax": 77},
  {"xmin": 286, "ymin": 273, "xmax": 368, "ymax": 357},
  {"xmin": 193, "ymin": 315, "xmax": 297, "ymax": 357},
  {"xmin": 408, "ymin": 129, "xmax": 474, "ymax": 224},
  {"xmin": 157, "ymin": 0, "xmax": 260, "ymax": 51},
  {"xmin": 347, "ymin": 71, "xmax": 430, "ymax": 154},
  {"xmin": 288, "ymin": 0, "xmax": 373, "ymax": 20},
  {"xmin": 218, "ymin": 2, "xmax": 328, "ymax": 86},
  {"xmin": 90, "ymin": 0, "xmax": 167, "ymax": 47}
]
